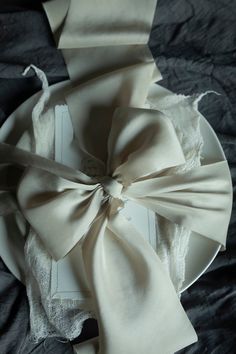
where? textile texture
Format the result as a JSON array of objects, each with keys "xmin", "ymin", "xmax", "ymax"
[{"xmin": 0, "ymin": 0, "xmax": 235, "ymax": 353}]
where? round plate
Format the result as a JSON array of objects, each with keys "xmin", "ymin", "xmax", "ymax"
[{"xmin": 0, "ymin": 81, "xmax": 226, "ymax": 291}]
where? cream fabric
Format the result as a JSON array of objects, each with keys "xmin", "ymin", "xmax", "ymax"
[
  {"xmin": 0, "ymin": 0, "xmax": 233, "ymax": 353},
  {"xmin": 146, "ymin": 89, "xmax": 204, "ymax": 291},
  {"xmin": 44, "ymin": 0, "xmax": 157, "ymax": 48}
]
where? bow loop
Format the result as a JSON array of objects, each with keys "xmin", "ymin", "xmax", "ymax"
[{"xmin": 107, "ymin": 107, "xmax": 186, "ymax": 184}]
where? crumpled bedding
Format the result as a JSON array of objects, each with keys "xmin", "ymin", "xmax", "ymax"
[{"xmin": 0, "ymin": 0, "xmax": 235, "ymax": 353}]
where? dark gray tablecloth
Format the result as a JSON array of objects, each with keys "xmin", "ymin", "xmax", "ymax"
[{"xmin": 0, "ymin": 1, "xmax": 235, "ymax": 353}]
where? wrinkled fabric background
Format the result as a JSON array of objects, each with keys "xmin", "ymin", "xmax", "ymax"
[{"xmin": 0, "ymin": 0, "xmax": 235, "ymax": 353}]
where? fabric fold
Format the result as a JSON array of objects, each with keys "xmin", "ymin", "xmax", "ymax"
[
  {"xmin": 12, "ymin": 107, "xmax": 232, "ymax": 262},
  {"xmin": 108, "ymin": 107, "xmax": 185, "ymax": 183},
  {"xmin": 65, "ymin": 63, "xmax": 158, "ymax": 164},
  {"xmin": 43, "ymin": 0, "xmax": 158, "ymax": 48},
  {"xmin": 17, "ymin": 166, "xmax": 104, "ymax": 260},
  {"xmin": 61, "ymin": 44, "xmax": 160, "ymax": 85}
]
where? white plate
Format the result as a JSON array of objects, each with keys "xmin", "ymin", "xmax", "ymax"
[{"xmin": 0, "ymin": 81, "xmax": 226, "ymax": 291}]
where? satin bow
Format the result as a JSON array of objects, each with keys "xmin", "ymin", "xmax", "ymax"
[
  {"xmin": 1, "ymin": 107, "xmax": 232, "ymax": 354},
  {"xmin": 17, "ymin": 107, "xmax": 231, "ymax": 260}
]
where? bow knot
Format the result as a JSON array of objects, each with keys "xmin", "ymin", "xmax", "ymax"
[{"xmin": 99, "ymin": 176, "xmax": 123, "ymax": 200}]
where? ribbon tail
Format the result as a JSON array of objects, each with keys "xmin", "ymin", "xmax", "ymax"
[{"xmin": 82, "ymin": 213, "xmax": 197, "ymax": 354}]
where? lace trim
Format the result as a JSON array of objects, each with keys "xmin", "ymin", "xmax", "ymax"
[
  {"xmin": 24, "ymin": 230, "xmax": 94, "ymax": 341},
  {"xmin": 147, "ymin": 92, "xmax": 205, "ymax": 293}
]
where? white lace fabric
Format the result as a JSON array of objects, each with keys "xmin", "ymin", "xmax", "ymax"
[
  {"xmin": 147, "ymin": 93, "xmax": 204, "ymax": 292},
  {"xmin": 25, "ymin": 231, "xmax": 94, "ymax": 341}
]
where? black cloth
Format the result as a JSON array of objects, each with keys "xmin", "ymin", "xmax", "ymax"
[
  {"xmin": 0, "ymin": 1, "xmax": 236, "ymax": 353},
  {"xmin": 0, "ymin": 0, "xmax": 67, "ymax": 126}
]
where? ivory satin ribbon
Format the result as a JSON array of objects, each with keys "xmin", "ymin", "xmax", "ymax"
[{"xmin": 0, "ymin": 0, "xmax": 233, "ymax": 353}]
